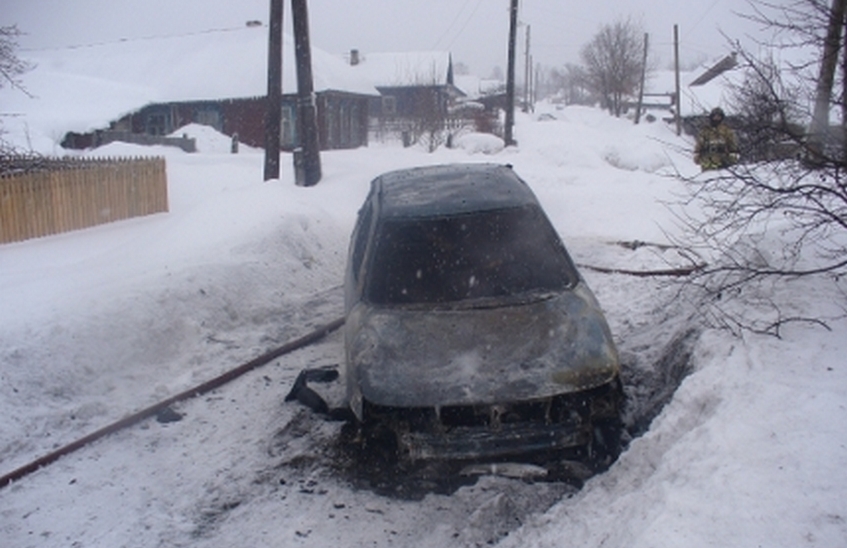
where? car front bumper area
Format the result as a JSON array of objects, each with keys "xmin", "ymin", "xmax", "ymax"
[
  {"xmin": 400, "ymin": 417, "xmax": 590, "ymax": 461},
  {"xmin": 364, "ymin": 379, "xmax": 622, "ymax": 462}
]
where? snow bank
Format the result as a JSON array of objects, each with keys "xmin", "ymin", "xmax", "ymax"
[{"xmin": 454, "ymin": 132, "xmax": 505, "ymax": 154}]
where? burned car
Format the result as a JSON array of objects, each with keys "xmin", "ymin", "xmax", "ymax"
[{"xmin": 342, "ymin": 163, "xmax": 623, "ymax": 470}]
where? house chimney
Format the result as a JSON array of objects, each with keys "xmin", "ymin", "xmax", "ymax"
[{"xmin": 350, "ymin": 49, "xmax": 359, "ymax": 66}]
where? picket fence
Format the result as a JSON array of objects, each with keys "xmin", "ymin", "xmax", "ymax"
[{"xmin": 0, "ymin": 156, "xmax": 168, "ymax": 244}]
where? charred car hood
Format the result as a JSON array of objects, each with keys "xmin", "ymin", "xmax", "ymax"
[{"xmin": 345, "ymin": 284, "xmax": 619, "ymax": 409}]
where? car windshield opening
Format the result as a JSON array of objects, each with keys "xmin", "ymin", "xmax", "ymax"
[{"xmin": 365, "ymin": 205, "xmax": 578, "ymax": 304}]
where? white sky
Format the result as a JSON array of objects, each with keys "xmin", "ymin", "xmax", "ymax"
[{"xmin": 6, "ymin": 0, "xmax": 775, "ymax": 77}]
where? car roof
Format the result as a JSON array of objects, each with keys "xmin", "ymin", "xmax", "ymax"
[{"xmin": 371, "ymin": 163, "xmax": 540, "ymax": 219}]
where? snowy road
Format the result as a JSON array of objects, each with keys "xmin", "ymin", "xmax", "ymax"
[{"xmin": 1, "ymin": 256, "xmax": 696, "ymax": 548}]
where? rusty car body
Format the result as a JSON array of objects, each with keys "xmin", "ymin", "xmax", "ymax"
[{"xmin": 343, "ymin": 164, "xmax": 623, "ymax": 469}]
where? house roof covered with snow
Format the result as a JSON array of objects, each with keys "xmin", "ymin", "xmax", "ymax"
[
  {"xmin": 646, "ymin": 61, "xmax": 744, "ymax": 118},
  {"xmin": 347, "ymin": 51, "xmax": 454, "ymax": 88},
  {"xmin": 32, "ymin": 27, "xmax": 378, "ymax": 101}
]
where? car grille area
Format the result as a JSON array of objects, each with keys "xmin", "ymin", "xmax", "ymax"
[{"xmin": 362, "ymin": 382, "xmax": 620, "ymax": 461}]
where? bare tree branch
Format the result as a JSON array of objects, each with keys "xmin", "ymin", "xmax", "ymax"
[{"xmin": 0, "ymin": 25, "xmax": 33, "ymax": 96}]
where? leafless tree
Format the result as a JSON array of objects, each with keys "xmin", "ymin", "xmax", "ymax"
[
  {"xmin": 1, "ymin": 25, "xmax": 34, "ymax": 154},
  {"xmin": 580, "ymin": 19, "xmax": 646, "ymax": 117},
  {"xmin": 0, "ymin": 25, "xmax": 32, "ymax": 94},
  {"xmin": 551, "ymin": 64, "xmax": 594, "ymax": 106},
  {"xmin": 672, "ymin": 0, "xmax": 847, "ymax": 336},
  {"xmin": 410, "ymin": 86, "xmax": 448, "ymax": 153},
  {"xmin": 726, "ymin": 50, "xmax": 805, "ymax": 162}
]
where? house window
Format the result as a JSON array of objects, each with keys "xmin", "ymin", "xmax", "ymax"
[{"xmin": 382, "ymin": 96, "xmax": 396, "ymax": 117}]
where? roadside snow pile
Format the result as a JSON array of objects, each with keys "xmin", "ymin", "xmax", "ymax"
[
  {"xmin": 454, "ymin": 132, "xmax": 505, "ymax": 154},
  {"xmin": 169, "ymin": 123, "xmax": 262, "ymax": 154},
  {"xmin": 500, "ymin": 322, "xmax": 847, "ymax": 548}
]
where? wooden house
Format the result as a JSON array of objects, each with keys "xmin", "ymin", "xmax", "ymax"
[
  {"xmin": 92, "ymin": 90, "xmax": 370, "ymax": 151},
  {"xmin": 345, "ymin": 50, "xmax": 465, "ymax": 125},
  {"xmin": 59, "ymin": 27, "xmax": 378, "ymax": 151}
]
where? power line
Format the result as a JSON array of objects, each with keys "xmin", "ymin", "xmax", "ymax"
[
  {"xmin": 432, "ymin": 0, "xmax": 474, "ymax": 50},
  {"xmin": 21, "ymin": 24, "xmax": 265, "ymax": 53},
  {"xmin": 685, "ymin": 0, "xmax": 722, "ymax": 36},
  {"xmin": 445, "ymin": 0, "xmax": 485, "ymax": 51}
]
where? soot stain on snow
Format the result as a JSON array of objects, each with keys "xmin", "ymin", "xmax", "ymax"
[
  {"xmin": 267, "ymin": 406, "xmax": 480, "ymax": 499},
  {"xmin": 155, "ymin": 406, "xmax": 184, "ymax": 423},
  {"xmin": 333, "ymin": 423, "xmax": 481, "ymax": 500},
  {"xmin": 191, "ymin": 499, "xmax": 243, "ymax": 539}
]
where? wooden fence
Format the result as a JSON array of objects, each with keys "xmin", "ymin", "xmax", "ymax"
[{"xmin": 0, "ymin": 156, "xmax": 168, "ymax": 244}]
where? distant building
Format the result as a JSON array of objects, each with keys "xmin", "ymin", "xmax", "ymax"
[{"xmin": 346, "ymin": 50, "xmax": 465, "ymax": 124}]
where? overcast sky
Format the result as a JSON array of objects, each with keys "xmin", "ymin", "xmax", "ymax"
[{"xmin": 6, "ymin": 0, "xmax": 773, "ymax": 77}]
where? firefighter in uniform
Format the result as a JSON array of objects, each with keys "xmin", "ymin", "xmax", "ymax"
[{"xmin": 694, "ymin": 107, "xmax": 739, "ymax": 170}]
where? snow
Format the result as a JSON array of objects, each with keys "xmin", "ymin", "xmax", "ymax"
[
  {"xmin": 2, "ymin": 49, "xmax": 847, "ymax": 548},
  {"xmin": 454, "ymin": 132, "xmax": 504, "ymax": 155}
]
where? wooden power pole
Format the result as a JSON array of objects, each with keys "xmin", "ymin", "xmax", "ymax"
[
  {"xmin": 635, "ymin": 33, "xmax": 649, "ymax": 124},
  {"xmin": 809, "ymin": 0, "xmax": 847, "ymax": 161},
  {"xmin": 522, "ymin": 24, "xmax": 531, "ymax": 113},
  {"xmin": 505, "ymin": 0, "xmax": 518, "ymax": 146},
  {"xmin": 291, "ymin": 0, "xmax": 322, "ymax": 186},
  {"xmin": 263, "ymin": 0, "xmax": 283, "ymax": 181},
  {"xmin": 674, "ymin": 24, "xmax": 681, "ymax": 136}
]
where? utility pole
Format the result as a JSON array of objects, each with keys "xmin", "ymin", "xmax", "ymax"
[
  {"xmin": 504, "ymin": 0, "xmax": 518, "ymax": 146},
  {"xmin": 263, "ymin": 0, "xmax": 283, "ymax": 181},
  {"xmin": 291, "ymin": 0, "xmax": 322, "ymax": 186},
  {"xmin": 842, "ymin": 2, "xmax": 847, "ymax": 161},
  {"xmin": 529, "ymin": 55, "xmax": 534, "ymax": 112},
  {"xmin": 534, "ymin": 61, "xmax": 540, "ymax": 108},
  {"xmin": 635, "ymin": 33, "xmax": 649, "ymax": 124},
  {"xmin": 522, "ymin": 24, "xmax": 531, "ymax": 113},
  {"xmin": 809, "ymin": 0, "xmax": 847, "ymax": 162},
  {"xmin": 674, "ymin": 24, "xmax": 681, "ymax": 136}
]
